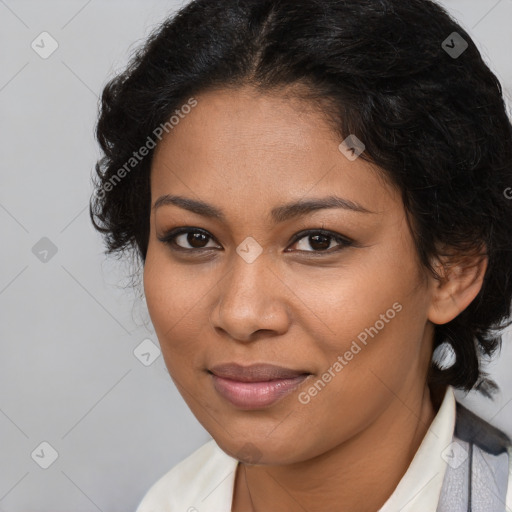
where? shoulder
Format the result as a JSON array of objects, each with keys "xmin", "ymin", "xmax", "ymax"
[
  {"xmin": 449, "ymin": 400, "xmax": 512, "ymax": 510},
  {"xmin": 454, "ymin": 401, "xmax": 511, "ymax": 455},
  {"xmin": 135, "ymin": 438, "xmax": 239, "ymax": 512}
]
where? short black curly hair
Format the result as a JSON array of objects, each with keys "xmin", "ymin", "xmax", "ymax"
[{"xmin": 90, "ymin": 0, "xmax": 512, "ymax": 398}]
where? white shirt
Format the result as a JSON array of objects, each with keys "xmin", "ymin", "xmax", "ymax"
[{"xmin": 135, "ymin": 385, "xmax": 512, "ymax": 511}]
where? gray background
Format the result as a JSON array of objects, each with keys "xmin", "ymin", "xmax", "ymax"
[{"xmin": 1, "ymin": 0, "xmax": 511, "ymax": 510}]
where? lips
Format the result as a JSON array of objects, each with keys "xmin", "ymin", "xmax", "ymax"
[
  {"xmin": 208, "ymin": 362, "xmax": 310, "ymax": 382},
  {"xmin": 208, "ymin": 362, "xmax": 312, "ymax": 409}
]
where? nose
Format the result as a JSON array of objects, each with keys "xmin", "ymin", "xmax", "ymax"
[{"xmin": 209, "ymin": 253, "xmax": 291, "ymax": 343}]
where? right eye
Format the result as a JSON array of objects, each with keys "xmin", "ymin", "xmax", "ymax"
[{"xmin": 157, "ymin": 227, "xmax": 222, "ymax": 252}]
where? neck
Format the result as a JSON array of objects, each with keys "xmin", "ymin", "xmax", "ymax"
[{"xmin": 233, "ymin": 383, "xmax": 438, "ymax": 512}]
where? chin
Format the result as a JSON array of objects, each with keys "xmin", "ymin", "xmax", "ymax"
[{"xmin": 215, "ymin": 433, "xmax": 307, "ymax": 466}]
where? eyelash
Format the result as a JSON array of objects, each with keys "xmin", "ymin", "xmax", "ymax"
[{"xmin": 157, "ymin": 226, "xmax": 354, "ymax": 255}]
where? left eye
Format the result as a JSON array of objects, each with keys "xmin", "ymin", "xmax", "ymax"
[{"xmin": 288, "ymin": 230, "xmax": 353, "ymax": 253}]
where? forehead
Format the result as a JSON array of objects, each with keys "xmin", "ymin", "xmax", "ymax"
[{"xmin": 150, "ymin": 86, "xmax": 399, "ymax": 220}]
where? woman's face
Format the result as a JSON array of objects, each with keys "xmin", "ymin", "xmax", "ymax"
[{"xmin": 144, "ymin": 86, "xmax": 437, "ymax": 464}]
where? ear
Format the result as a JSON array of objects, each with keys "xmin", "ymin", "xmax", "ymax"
[{"xmin": 427, "ymin": 246, "xmax": 488, "ymax": 325}]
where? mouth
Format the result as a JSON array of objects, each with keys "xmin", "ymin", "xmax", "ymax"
[{"xmin": 207, "ymin": 363, "xmax": 312, "ymax": 409}]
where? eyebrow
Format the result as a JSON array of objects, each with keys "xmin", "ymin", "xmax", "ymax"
[{"xmin": 152, "ymin": 194, "xmax": 376, "ymax": 223}]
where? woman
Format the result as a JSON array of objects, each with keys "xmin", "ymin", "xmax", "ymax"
[{"xmin": 90, "ymin": 0, "xmax": 512, "ymax": 510}]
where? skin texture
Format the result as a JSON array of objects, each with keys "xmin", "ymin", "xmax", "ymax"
[{"xmin": 143, "ymin": 86, "xmax": 488, "ymax": 512}]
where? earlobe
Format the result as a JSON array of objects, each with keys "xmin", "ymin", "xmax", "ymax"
[{"xmin": 427, "ymin": 251, "xmax": 488, "ymax": 325}]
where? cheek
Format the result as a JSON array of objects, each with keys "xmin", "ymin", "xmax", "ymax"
[
  {"xmin": 302, "ymin": 240, "xmax": 428, "ymax": 388},
  {"xmin": 143, "ymin": 248, "xmax": 173, "ymax": 330},
  {"xmin": 296, "ymin": 254, "xmax": 418, "ymax": 357},
  {"xmin": 143, "ymin": 249, "xmax": 197, "ymax": 354},
  {"xmin": 291, "ymin": 304, "xmax": 426, "ymax": 456}
]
